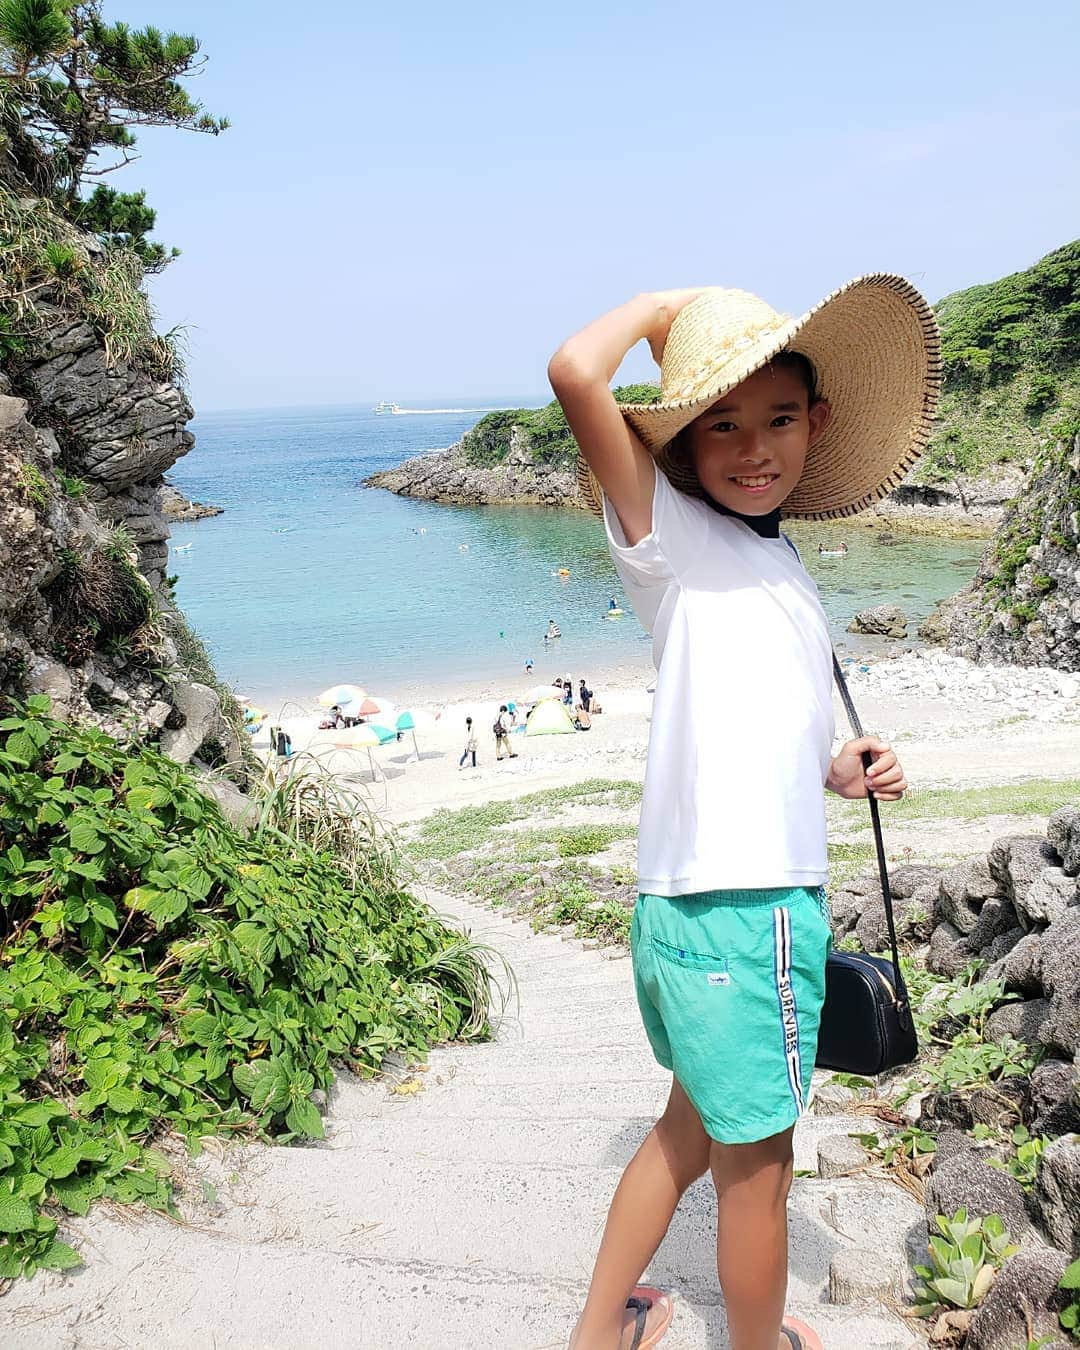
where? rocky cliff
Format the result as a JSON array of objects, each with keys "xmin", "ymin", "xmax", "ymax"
[
  {"xmin": 0, "ymin": 270, "xmax": 249, "ymax": 796},
  {"xmin": 940, "ymin": 434, "xmax": 1080, "ymax": 670}
]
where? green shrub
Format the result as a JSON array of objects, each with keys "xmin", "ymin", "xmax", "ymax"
[{"xmin": 0, "ymin": 698, "xmax": 499, "ymax": 1278}]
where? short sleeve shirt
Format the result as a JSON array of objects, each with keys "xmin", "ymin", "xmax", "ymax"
[{"xmin": 604, "ymin": 470, "xmax": 834, "ymax": 895}]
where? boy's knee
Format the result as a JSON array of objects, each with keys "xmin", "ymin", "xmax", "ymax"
[{"xmin": 709, "ymin": 1126, "xmax": 795, "ymax": 1196}]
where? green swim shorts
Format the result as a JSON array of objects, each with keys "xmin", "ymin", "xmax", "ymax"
[{"xmin": 631, "ymin": 886, "xmax": 832, "ymax": 1145}]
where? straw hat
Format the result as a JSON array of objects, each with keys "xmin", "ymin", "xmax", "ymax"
[{"xmin": 577, "ymin": 274, "xmax": 941, "ymax": 521}]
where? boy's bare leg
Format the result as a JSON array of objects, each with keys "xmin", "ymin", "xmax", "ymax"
[
  {"xmin": 570, "ymin": 1078, "xmax": 710, "ymax": 1350},
  {"xmin": 710, "ymin": 1126, "xmax": 795, "ymax": 1350}
]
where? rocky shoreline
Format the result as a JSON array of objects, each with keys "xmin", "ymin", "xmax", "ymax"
[
  {"xmin": 365, "ymin": 439, "xmax": 1024, "ymax": 538},
  {"xmin": 161, "ymin": 480, "xmax": 223, "ymax": 521}
]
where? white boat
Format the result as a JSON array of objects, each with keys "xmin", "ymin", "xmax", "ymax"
[{"xmin": 373, "ymin": 400, "xmax": 400, "ymax": 415}]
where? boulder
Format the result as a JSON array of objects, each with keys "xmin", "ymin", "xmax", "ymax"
[
  {"xmin": 816, "ymin": 1134, "xmax": 870, "ymax": 1178},
  {"xmin": 846, "ymin": 604, "xmax": 908, "ymax": 638},
  {"xmin": 966, "ymin": 1246, "xmax": 1071, "ymax": 1350},
  {"xmin": 925, "ymin": 1153, "xmax": 1031, "ymax": 1239},
  {"xmin": 935, "ymin": 862, "xmax": 983, "ymax": 935},
  {"xmin": 1030, "ymin": 1059, "xmax": 1080, "ymax": 1137},
  {"xmin": 967, "ymin": 898, "xmax": 1019, "ymax": 955},
  {"xmin": 1033, "ymin": 1135, "xmax": 1080, "ymax": 1256},
  {"xmin": 988, "ymin": 835, "xmax": 1063, "ymax": 926},
  {"xmin": 968, "ymin": 1076, "xmax": 1031, "ymax": 1131},
  {"xmin": 986, "ymin": 930, "xmax": 1045, "ymax": 996},
  {"xmin": 889, "ymin": 863, "xmax": 945, "ymax": 899},
  {"xmin": 1036, "ymin": 908, "xmax": 1080, "ymax": 1057},
  {"xmin": 981, "ymin": 925, "xmax": 1025, "ymax": 967},
  {"xmin": 928, "ymin": 920, "xmax": 971, "ymax": 977},
  {"xmin": 158, "ymin": 680, "xmax": 224, "ymax": 765},
  {"xmin": 1049, "ymin": 804, "xmax": 1080, "ymax": 877},
  {"xmin": 984, "ymin": 997, "xmax": 1052, "ymax": 1050},
  {"xmin": 1015, "ymin": 865, "xmax": 1077, "ymax": 928}
]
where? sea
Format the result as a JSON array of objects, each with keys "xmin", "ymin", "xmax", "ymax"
[{"xmin": 167, "ymin": 402, "xmax": 985, "ymax": 708}]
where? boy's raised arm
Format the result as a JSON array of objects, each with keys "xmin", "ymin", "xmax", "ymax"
[{"xmin": 547, "ymin": 290, "xmax": 701, "ymax": 547}]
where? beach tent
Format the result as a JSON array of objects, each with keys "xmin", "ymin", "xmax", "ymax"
[{"xmin": 525, "ymin": 699, "xmax": 576, "ymax": 737}]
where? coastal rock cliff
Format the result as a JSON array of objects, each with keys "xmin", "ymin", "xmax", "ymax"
[
  {"xmin": 0, "ymin": 257, "xmax": 247, "ymax": 784},
  {"xmin": 941, "ymin": 434, "xmax": 1080, "ymax": 670},
  {"xmin": 366, "ymin": 426, "xmax": 581, "ymax": 508}
]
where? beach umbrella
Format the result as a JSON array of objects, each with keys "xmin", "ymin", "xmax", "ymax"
[
  {"xmin": 331, "ymin": 723, "xmax": 385, "ymax": 778},
  {"xmin": 395, "ymin": 707, "xmax": 438, "ymax": 757},
  {"xmin": 525, "ymin": 684, "xmax": 562, "ymax": 704},
  {"xmin": 317, "ymin": 683, "xmax": 366, "ymax": 708},
  {"xmin": 354, "ymin": 696, "xmax": 396, "ymax": 719},
  {"xmin": 525, "ymin": 700, "xmax": 576, "ymax": 737}
]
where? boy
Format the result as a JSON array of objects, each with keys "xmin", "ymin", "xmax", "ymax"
[{"xmin": 549, "ymin": 279, "xmax": 937, "ymax": 1350}]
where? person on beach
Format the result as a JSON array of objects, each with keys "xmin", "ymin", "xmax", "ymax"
[
  {"xmin": 549, "ymin": 277, "xmax": 936, "ymax": 1350},
  {"xmin": 578, "ymin": 679, "xmax": 593, "ymax": 713},
  {"xmin": 458, "ymin": 715, "xmax": 478, "ymax": 769},
  {"xmin": 494, "ymin": 704, "xmax": 517, "ymax": 761},
  {"xmin": 526, "ymin": 657, "xmax": 535, "ymax": 674}
]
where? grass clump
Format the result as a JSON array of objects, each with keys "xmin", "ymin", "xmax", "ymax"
[
  {"xmin": 838, "ymin": 778, "xmax": 1080, "ymax": 828},
  {"xmin": 408, "ymin": 778, "xmax": 641, "ymax": 861},
  {"xmin": 0, "ymin": 698, "xmax": 500, "ymax": 1280}
]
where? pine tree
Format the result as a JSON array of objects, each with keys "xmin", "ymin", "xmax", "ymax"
[{"xmin": 0, "ymin": 0, "xmax": 227, "ymax": 262}]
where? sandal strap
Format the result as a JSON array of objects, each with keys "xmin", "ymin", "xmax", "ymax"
[
  {"xmin": 780, "ymin": 1327, "xmax": 803, "ymax": 1350},
  {"xmin": 625, "ymin": 1296, "xmax": 651, "ymax": 1350}
]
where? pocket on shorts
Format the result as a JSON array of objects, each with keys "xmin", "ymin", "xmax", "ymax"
[{"xmin": 652, "ymin": 937, "xmax": 731, "ymax": 982}]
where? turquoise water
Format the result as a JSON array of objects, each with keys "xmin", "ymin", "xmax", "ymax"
[{"xmin": 168, "ymin": 404, "xmax": 985, "ymax": 705}]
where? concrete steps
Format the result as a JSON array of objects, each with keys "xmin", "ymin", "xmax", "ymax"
[{"xmin": 3, "ymin": 885, "xmax": 924, "ymax": 1349}]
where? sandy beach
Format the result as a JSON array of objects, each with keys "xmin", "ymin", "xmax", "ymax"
[{"xmin": 250, "ymin": 647, "xmax": 1080, "ymax": 829}]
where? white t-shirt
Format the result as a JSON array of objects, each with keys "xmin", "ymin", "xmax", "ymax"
[{"xmin": 604, "ymin": 470, "xmax": 834, "ymax": 896}]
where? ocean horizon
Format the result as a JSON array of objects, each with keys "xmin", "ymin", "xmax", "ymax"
[{"xmin": 166, "ymin": 402, "xmax": 985, "ymax": 710}]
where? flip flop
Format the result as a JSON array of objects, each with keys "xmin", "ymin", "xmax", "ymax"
[
  {"xmin": 624, "ymin": 1286, "xmax": 673, "ymax": 1350},
  {"xmin": 781, "ymin": 1317, "xmax": 824, "ymax": 1350}
]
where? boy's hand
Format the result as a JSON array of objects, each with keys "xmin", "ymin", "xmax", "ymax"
[
  {"xmin": 827, "ymin": 736, "xmax": 907, "ymax": 801},
  {"xmin": 646, "ymin": 289, "xmax": 707, "ymax": 365}
]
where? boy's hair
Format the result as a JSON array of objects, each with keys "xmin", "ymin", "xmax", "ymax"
[
  {"xmin": 466, "ymin": 716, "xmax": 472, "ymax": 725},
  {"xmin": 499, "ymin": 704, "xmax": 507, "ymax": 712}
]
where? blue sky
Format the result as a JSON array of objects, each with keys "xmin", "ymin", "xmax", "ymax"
[{"xmin": 117, "ymin": 0, "xmax": 1079, "ymax": 411}]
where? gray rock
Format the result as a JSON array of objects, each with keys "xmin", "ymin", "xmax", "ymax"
[
  {"xmin": 986, "ymin": 930, "xmax": 1045, "ymax": 995},
  {"xmin": 1036, "ymin": 908, "xmax": 1080, "ymax": 1056},
  {"xmin": 1034, "ymin": 1135, "xmax": 1080, "ymax": 1256},
  {"xmin": 1017, "ymin": 865, "xmax": 1077, "ymax": 928},
  {"xmin": 1030, "ymin": 1059, "xmax": 1080, "ymax": 1137},
  {"xmin": 1049, "ymin": 803, "xmax": 1080, "ymax": 877},
  {"xmin": 936, "ymin": 862, "xmax": 982, "ymax": 935},
  {"xmin": 24, "ymin": 655, "xmax": 73, "ymax": 718},
  {"xmin": 981, "ymin": 925, "xmax": 1025, "ymax": 967},
  {"xmin": 967, "ymin": 897, "xmax": 1019, "ymax": 955},
  {"xmin": 925, "ymin": 1153, "xmax": 1030, "ymax": 1238},
  {"xmin": 816, "ymin": 1134, "xmax": 870, "ymax": 1178},
  {"xmin": 984, "ymin": 997, "xmax": 1051, "ymax": 1049},
  {"xmin": 827, "ymin": 1246, "xmax": 901, "ymax": 1304},
  {"xmin": 968, "ymin": 1075, "xmax": 1031, "ymax": 1130},
  {"xmin": 966, "ymin": 1246, "xmax": 1071, "ymax": 1350},
  {"xmin": 889, "ymin": 863, "xmax": 944, "ymax": 899},
  {"xmin": 931, "ymin": 1127, "xmax": 1010, "ymax": 1169},
  {"xmin": 847, "ymin": 603, "xmax": 908, "ymax": 638},
  {"xmin": 159, "ymin": 680, "xmax": 224, "ymax": 765},
  {"xmin": 197, "ymin": 775, "xmax": 257, "ymax": 836},
  {"xmin": 988, "ymin": 835, "xmax": 1063, "ymax": 927},
  {"xmin": 928, "ymin": 920, "xmax": 971, "ymax": 977},
  {"xmin": 811, "ymin": 1081, "xmax": 857, "ymax": 1116}
]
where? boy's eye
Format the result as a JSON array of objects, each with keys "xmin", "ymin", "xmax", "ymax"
[
  {"xmin": 709, "ymin": 421, "xmax": 736, "ymax": 433},
  {"xmin": 771, "ymin": 415, "xmax": 796, "ymax": 427}
]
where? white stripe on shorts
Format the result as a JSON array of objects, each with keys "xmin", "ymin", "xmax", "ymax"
[{"xmin": 772, "ymin": 906, "xmax": 804, "ymax": 1111}]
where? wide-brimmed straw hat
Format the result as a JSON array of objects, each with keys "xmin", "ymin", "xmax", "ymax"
[{"xmin": 576, "ymin": 274, "xmax": 940, "ymax": 521}]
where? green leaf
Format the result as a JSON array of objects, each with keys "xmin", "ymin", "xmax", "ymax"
[
  {"xmin": 284, "ymin": 1097, "xmax": 324, "ymax": 1139},
  {"xmin": 0, "ymin": 1196, "xmax": 36, "ymax": 1233},
  {"xmin": 107, "ymin": 1086, "xmax": 139, "ymax": 1115},
  {"xmin": 37, "ymin": 1239, "xmax": 82, "ymax": 1271},
  {"xmin": 38, "ymin": 1147, "xmax": 81, "ymax": 1179},
  {"xmin": 1060, "ymin": 1258, "xmax": 1080, "ymax": 1289},
  {"xmin": 68, "ymin": 820, "xmax": 105, "ymax": 854},
  {"xmin": 932, "ymin": 1275, "xmax": 974, "ymax": 1308}
]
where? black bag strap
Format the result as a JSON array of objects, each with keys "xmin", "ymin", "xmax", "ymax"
[{"xmin": 830, "ymin": 651, "xmax": 911, "ymax": 1010}]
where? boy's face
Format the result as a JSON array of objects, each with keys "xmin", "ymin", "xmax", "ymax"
[{"xmin": 683, "ymin": 364, "xmax": 831, "ymax": 515}]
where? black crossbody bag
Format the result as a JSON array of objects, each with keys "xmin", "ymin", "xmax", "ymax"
[{"xmin": 815, "ymin": 652, "xmax": 919, "ymax": 1076}]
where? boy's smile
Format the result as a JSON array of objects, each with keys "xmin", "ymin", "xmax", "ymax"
[{"xmin": 682, "ymin": 363, "xmax": 831, "ymax": 515}]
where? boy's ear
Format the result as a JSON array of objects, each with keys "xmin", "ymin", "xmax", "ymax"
[{"xmin": 807, "ymin": 399, "xmax": 832, "ymax": 446}]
